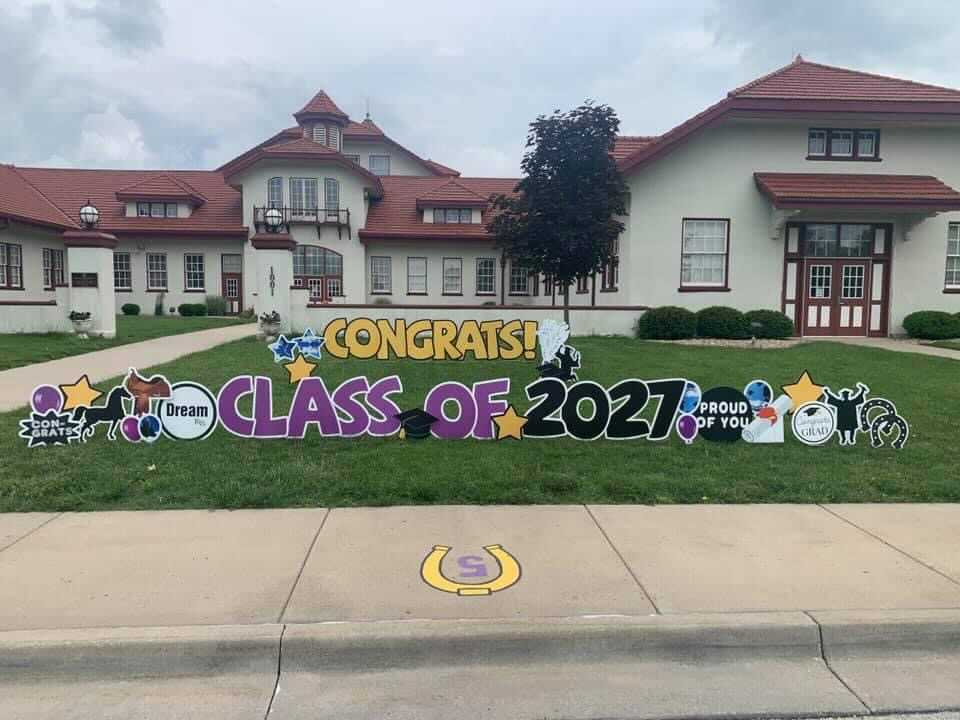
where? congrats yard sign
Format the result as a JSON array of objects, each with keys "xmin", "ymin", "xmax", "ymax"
[{"xmin": 19, "ymin": 319, "xmax": 909, "ymax": 450}]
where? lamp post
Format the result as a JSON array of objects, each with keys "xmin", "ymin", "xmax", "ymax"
[
  {"xmin": 264, "ymin": 207, "xmax": 284, "ymax": 233},
  {"xmin": 78, "ymin": 200, "xmax": 100, "ymax": 229}
]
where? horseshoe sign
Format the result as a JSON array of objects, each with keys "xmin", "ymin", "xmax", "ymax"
[{"xmin": 420, "ymin": 544, "xmax": 522, "ymax": 596}]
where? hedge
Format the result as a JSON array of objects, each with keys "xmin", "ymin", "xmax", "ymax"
[
  {"xmin": 696, "ymin": 306, "xmax": 750, "ymax": 339},
  {"xmin": 635, "ymin": 306, "xmax": 697, "ymax": 340},
  {"xmin": 902, "ymin": 310, "xmax": 960, "ymax": 340},
  {"xmin": 177, "ymin": 303, "xmax": 208, "ymax": 317},
  {"xmin": 205, "ymin": 295, "xmax": 227, "ymax": 316},
  {"xmin": 744, "ymin": 309, "xmax": 795, "ymax": 339},
  {"xmin": 120, "ymin": 303, "xmax": 140, "ymax": 316}
]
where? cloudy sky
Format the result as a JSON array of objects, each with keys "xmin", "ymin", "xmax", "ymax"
[{"xmin": 3, "ymin": 0, "xmax": 960, "ymax": 177}]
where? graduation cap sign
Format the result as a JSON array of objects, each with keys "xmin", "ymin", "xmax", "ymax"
[{"xmin": 395, "ymin": 408, "xmax": 439, "ymax": 440}]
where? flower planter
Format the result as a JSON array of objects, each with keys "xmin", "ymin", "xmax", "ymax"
[
  {"xmin": 72, "ymin": 319, "xmax": 93, "ymax": 338},
  {"xmin": 260, "ymin": 321, "xmax": 282, "ymax": 342}
]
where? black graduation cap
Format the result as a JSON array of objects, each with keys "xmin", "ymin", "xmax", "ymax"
[{"xmin": 395, "ymin": 408, "xmax": 439, "ymax": 440}]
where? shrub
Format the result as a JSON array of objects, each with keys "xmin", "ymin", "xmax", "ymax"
[
  {"xmin": 902, "ymin": 310, "xmax": 960, "ymax": 340},
  {"xmin": 121, "ymin": 303, "xmax": 140, "ymax": 316},
  {"xmin": 696, "ymin": 306, "xmax": 750, "ymax": 339},
  {"xmin": 177, "ymin": 303, "xmax": 208, "ymax": 317},
  {"xmin": 744, "ymin": 309, "xmax": 794, "ymax": 339},
  {"xmin": 205, "ymin": 295, "xmax": 227, "ymax": 316},
  {"xmin": 372, "ymin": 296, "xmax": 392, "ymax": 305},
  {"xmin": 635, "ymin": 306, "xmax": 697, "ymax": 340},
  {"xmin": 239, "ymin": 306, "xmax": 256, "ymax": 320}
]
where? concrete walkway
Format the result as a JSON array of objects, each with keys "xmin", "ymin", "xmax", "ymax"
[
  {"xmin": 1, "ymin": 504, "xmax": 959, "ymax": 719},
  {"xmin": 0, "ymin": 322, "xmax": 255, "ymax": 412},
  {"xmin": 807, "ymin": 335, "xmax": 960, "ymax": 359}
]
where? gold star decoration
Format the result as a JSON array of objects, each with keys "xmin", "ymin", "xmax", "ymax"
[
  {"xmin": 283, "ymin": 354, "xmax": 317, "ymax": 383},
  {"xmin": 492, "ymin": 405, "xmax": 528, "ymax": 440},
  {"xmin": 59, "ymin": 374, "xmax": 103, "ymax": 411},
  {"xmin": 781, "ymin": 370, "xmax": 825, "ymax": 410}
]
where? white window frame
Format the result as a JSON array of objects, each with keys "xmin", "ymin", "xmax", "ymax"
[
  {"xmin": 369, "ymin": 155, "xmax": 391, "ymax": 176},
  {"xmin": 857, "ymin": 131, "xmax": 877, "ymax": 159},
  {"xmin": 680, "ymin": 218, "xmax": 729, "ymax": 288},
  {"xmin": 509, "ymin": 263, "xmax": 530, "ymax": 295},
  {"xmin": 324, "ymin": 178, "xmax": 340, "ymax": 211},
  {"xmin": 267, "ymin": 177, "xmax": 283, "ymax": 208},
  {"xmin": 312, "ymin": 124, "xmax": 327, "ymax": 146},
  {"xmin": 0, "ymin": 242, "xmax": 22, "ymax": 289},
  {"xmin": 289, "ymin": 177, "xmax": 319, "ymax": 214},
  {"xmin": 407, "ymin": 257, "xmax": 427, "ymax": 295},
  {"xmin": 42, "ymin": 248, "xmax": 65, "ymax": 288},
  {"xmin": 146, "ymin": 253, "xmax": 168, "ymax": 291},
  {"xmin": 807, "ymin": 129, "xmax": 827, "ymax": 157},
  {"xmin": 370, "ymin": 256, "xmax": 392, "ymax": 294},
  {"xmin": 947, "ymin": 223, "xmax": 960, "ymax": 289},
  {"xmin": 184, "ymin": 253, "xmax": 205, "ymax": 291},
  {"xmin": 475, "ymin": 257, "xmax": 495, "ymax": 295},
  {"xmin": 829, "ymin": 130, "xmax": 854, "ymax": 158},
  {"xmin": 442, "ymin": 257, "xmax": 462, "ymax": 295},
  {"xmin": 113, "ymin": 252, "xmax": 132, "ymax": 290}
]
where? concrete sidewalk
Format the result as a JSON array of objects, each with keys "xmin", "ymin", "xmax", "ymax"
[
  {"xmin": 1, "ymin": 504, "xmax": 959, "ymax": 719},
  {"xmin": 807, "ymin": 335, "xmax": 960, "ymax": 359},
  {"xmin": 0, "ymin": 322, "xmax": 255, "ymax": 411}
]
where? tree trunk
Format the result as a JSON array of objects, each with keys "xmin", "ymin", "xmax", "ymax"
[{"xmin": 563, "ymin": 283, "xmax": 570, "ymax": 324}]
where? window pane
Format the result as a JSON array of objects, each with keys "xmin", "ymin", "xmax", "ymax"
[
  {"xmin": 443, "ymin": 258, "xmax": 462, "ymax": 294},
  {"xmin": 809, "ymin": 265, "xmax": 832, "ymax": 298},
  {"xmin": 407, "ymin": 257, "xmax": 427, "ymax": 293},
  {"xmin": 138, "ymin": 202, "xmax": 150, "ymax": 216},
  {"xmin": 185, "ymin": 254, "xmax": 205, "ymax": 290},
  {"xmin": 857, "ymin": 131, "xmax": 876, "ymax": 158},
  {"xmin": 805, "ymin": 224, "xmax": 838, "ymax": 256},
  {"xmin": 151, "ymin": 203, "xmax": 164, "ymax": 217},
  {"xmin": 325, "ymin": 178, "xmax": 339, "ymax": 210},
  {"xmin": 830, "ymin": 131, "xmax": 853, "ymax": 156},
  {"xmin": 839, "ymin": 225, "xmax": 873, "ymax": 257},
  {"xmin": 147, "ymin": 254, "xmax": 167, "ymax": 289},
  {"xmin": 268, "ymin": 177, "xmax": 283, "ymax": 208},
  {"xmin": 369, "ymin": 155, "xmax": 390, "ymax": 176},
  {"xmin": 946, "ymin": 257, "xmax": 960, "ymax": 286},
  {"xmin": 808, "ymin": 130, "xmax": 826, "ymax": 155},
  {"xmin": 509, "ymin": 264, "xmax": 529, "ymax": 294},
  {"xmin": 842, "ymin": 265, "xmax": 865, "ymax": 298},
  {"xmin": 113, "ymin": 253, "xmax": 131, "ymax": 290},
  {"xmin": 476, "ymin": 258, "xmax": 495, "ymax": 294},
  {"xmin": 371, "ymin": 256, "xmax": 391, "ymax": 293},
  {"xmin": 460, "ymin": 209, "xmax": 472, "ymax": 223},
  {"xmin": 165, "ymin": 203, "xmax": 178, "ymax": 217}
]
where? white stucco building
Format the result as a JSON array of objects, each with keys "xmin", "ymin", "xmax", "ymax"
[{"xmin": 1, "ymin": 57, "xmax": 958, "ymax": 337}]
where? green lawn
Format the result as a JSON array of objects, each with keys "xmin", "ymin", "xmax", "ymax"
[
  {"xmin": 928, "ymin": 340, "xmax": 960, "ymax": 351},
  {"xmin": 0, "ymin": 337, "xmax": 956, "ymax": 512},
  {"xmin": 0, "ymin": 315, "xmax": 251, "ymax": 371}
]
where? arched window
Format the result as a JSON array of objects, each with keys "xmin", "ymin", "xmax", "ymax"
[
  {"xmin": 267, "ymin": 177, "xmax": 283, "ymax": 208},
  {"xmin": 293, "ymin": 245, "xmax": 343, "ymax": 302}
]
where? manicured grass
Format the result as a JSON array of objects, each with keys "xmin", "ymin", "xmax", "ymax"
[
  {"xmin": 0, "ymin": 315, "xmax": 251, "ymax": 371},
  {"xmin": 0, "ymin": 337, "xmax": 956, "ymax": 512},
  {"xmin": 928, "ymin": 340, "xmax": 960, "ymax": 351}
]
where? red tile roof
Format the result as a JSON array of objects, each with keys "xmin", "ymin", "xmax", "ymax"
[
  {"xmin": 360, "ymin": 176, "xmax": 517, "ymax": 241},
  {"xmin": 344, "ymin": 118, "xmax": 384, "ymax": 138},
  {"xmin": 0, "ymin": 164, "xmax": 77, "ymax": 229},
  {"xmin": 612, "ymin": 136, "xmax": 658, "ymax": 161},
  {"xmin": 14, "ymin": 167, "xmax": 246, "ymax": 235},
  {"xmin": 415, "ymin": 178, "xmax": 488, "ymax": 208},
  {"xmin": 618, "ymin": 57, "xmax": 960, "ymax": 174},
  {"xmin": 731, "ymin": 57, "xmax": 960, "ymax": 102},
  {"xmin": 293, "ymin": 90, "xmax": 348, "ymax": 121},
  {"xmin": 754, "ymin": 172, "xmax": 960, "ymax": 209},
  {"xmin": 115, "ymin": 173, "xmax": 208, "ymax": 204},
  {"xmin": 423, "ymin": 159, "xmax": 460, "ymax": 177}
]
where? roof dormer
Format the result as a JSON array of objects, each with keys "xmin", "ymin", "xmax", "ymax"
[
  {"xmin": 294, "ymin": 90, "xmax": 349, "ymax": 152},
  {"xmin": 115, "ymin": 174, "xmax": 207, "ymax": 218}
]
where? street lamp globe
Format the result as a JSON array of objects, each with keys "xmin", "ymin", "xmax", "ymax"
[
  {"xmin": 79, "ymin": 201, "xmax": 100, "ymax": 229},
  {"xmin": 264, "ymin": 207, "xmax": 284, "ymax": 232}
]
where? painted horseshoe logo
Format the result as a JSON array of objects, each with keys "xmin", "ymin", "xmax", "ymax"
[{"xmin": 420, "ymin": 544, "xmax": 522, "ymax": 596}]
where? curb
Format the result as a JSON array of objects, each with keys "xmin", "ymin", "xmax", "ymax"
[{"xmin": 1, "ymin": 610, "xmax": 959, "ymax": 680}]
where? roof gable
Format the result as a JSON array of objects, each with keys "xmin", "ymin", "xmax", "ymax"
[{"xmin": 415, "ymin": 178, "xmax": 488, "ymax": 208}]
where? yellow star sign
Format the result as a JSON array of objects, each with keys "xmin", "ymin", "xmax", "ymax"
[
  {"xmin": 284, "ymin": 354, "xmax": 317, "ymax": 383},
  {"xmin": 59, "ymin": 374, "xmax": 103, "ymax": 411},
  {"xmin": 493, "ymin": 405, "xmax": 527, "ymax": 440},
  {"xmin": 782, "ymin": 370, "xmax": 825, "ymax": 409}
]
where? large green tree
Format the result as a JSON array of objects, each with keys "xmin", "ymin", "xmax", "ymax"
[{"xmin": 487, "ymin": 102, "xmax": 629, "ymax": 320}]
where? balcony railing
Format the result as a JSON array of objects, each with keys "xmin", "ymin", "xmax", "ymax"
[{"xmin": 253, "ymin": 206, "xmax": 351, "ymax": 240}]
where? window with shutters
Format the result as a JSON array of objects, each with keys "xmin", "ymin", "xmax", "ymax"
[
  {"xmin": 289, "ymin": 177, "xmax": 319, "ymax": 213},
  {"xmin": 312, "ymin": 125, "xmax": 327, "ymax": 146},
  {"xmin": 442, "ymin": 258, "xmax": 462, "ymax": 295},
  {"xmin": 113, "ymin": 252, "xmax": 132, "ymax": 290},
  {"xmin": 42, "ymin": 248, "xmax": 66, "ymax": 288},
  {"xmin": 475, "ymin": 258, "xmax": 495, "ymax": 295},
  {"xmin": 267, "ymin": 177, "xmax": 283, "ymax": 208},
  {"xmin": 407, "ymin": 257, "xmax": 427, "ymax": 294},
  {"xmin": 328, "ymin": 125, "xmax": 340, "ymax": 151}
]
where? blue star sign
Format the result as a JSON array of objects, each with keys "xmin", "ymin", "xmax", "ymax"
[
  {"xmin": 294, "ymin": 328, "xmax": 325, "ymax": 359},
  {"xmin": 268, "ymin": 334, "xmax": 298, "ymax": 363}
]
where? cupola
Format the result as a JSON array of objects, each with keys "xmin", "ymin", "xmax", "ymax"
[{"xmin": 294, "ymin": 90, "xmax": 349, "ymax": 152}]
